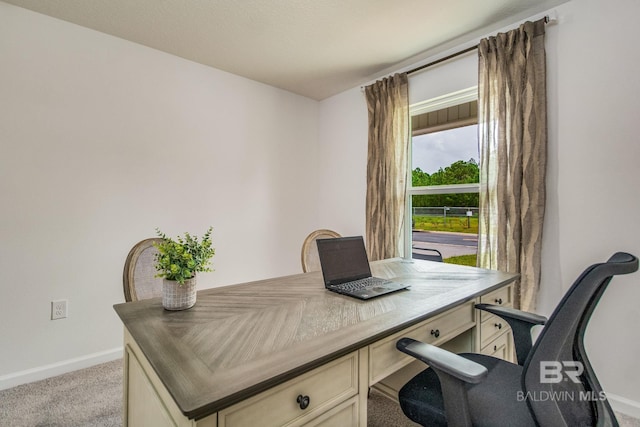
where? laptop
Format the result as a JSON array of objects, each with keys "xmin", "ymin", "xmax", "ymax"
[{"xmin": 316, "ymin": 236, "xmax": 410, "ymax": 300}]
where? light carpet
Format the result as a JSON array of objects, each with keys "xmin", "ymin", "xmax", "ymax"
[{"xmin": 0, "ymin": 360, "xmax": 122, "ymax": 426}]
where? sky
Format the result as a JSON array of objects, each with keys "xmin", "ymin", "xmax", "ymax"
[{"xmin": 412, "ymin": 124, "xmax": 479, "ymax": 174}]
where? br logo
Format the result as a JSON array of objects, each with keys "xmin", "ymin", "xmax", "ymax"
[{"xmin": 540, "ymin": 361, "xmax": 584, "ymax": 384}]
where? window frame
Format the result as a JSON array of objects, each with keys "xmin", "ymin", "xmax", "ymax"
[{"xmin": 404, "ymin": 86, "xmax": 480, "ymax": 259}]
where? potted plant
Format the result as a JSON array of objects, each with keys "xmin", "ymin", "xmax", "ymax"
[{"xmin": 154, "ymin": 226, "xmax": 215, "ymax": 310}]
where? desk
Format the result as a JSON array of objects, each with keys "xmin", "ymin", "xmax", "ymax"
[{"xmin": 114, "ymin": 258, "xmax": 517, "ymax": 426}]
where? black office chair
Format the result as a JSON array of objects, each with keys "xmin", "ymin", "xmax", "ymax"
[{"xmin": 396, "ymin": 252, "xmax": 638, "ymax": 427}]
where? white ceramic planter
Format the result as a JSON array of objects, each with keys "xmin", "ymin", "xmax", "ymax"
[{"xmin": 162, "ymin": 277, "xmax": 197, "ymax": 310}]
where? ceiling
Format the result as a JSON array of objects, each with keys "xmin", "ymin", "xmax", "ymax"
[{"xmin": 3, "ymin": 0, "xmax": 569, "ymax": 100}]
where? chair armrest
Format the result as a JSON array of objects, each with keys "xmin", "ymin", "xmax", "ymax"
[
  {"xmin": 475, "ymin": 303, "xmax": 547, "ymax": 365},
  {"xmin": 397, "ymin": 337, "xmax": 488, "ymax": 427},
  {"xmin": 475, "ymin": 304, "xmax": 547, "ymax": 326},
  {"xmin": 396, "ymin": 337, "xmax": 487, "ymax": 383}
]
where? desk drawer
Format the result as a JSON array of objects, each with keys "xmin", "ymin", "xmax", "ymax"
[
  {"xmin": 218, "ymin": 352, "xmax": 358, "ymax": 427},
  {"xmin": 480, "ymin": 313, "xmax": 511, "ymax": 348},
  {"xmin": 305, "ymin": 396, "xmax": 358, "ymax": 427},
  {"xmin": 479, "ymin": 285, "xmax": 513, "ymax": 322},
  {"xmin": 369, "ymin": 301, "xmax": 476, "ymax": 384},
  {"xmin": 481, "ymin": 329, "xmax": 513, "ymax": 361}
]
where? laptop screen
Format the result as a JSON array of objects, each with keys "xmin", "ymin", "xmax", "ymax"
[{"xmin": 316, "ymin": 236, "xmax": 372, "ymax": 286}]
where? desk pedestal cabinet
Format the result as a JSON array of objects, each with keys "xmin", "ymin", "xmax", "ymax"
[
  {"xmin": 124, "ymin": 330, "xmax": 361, "ymax": 427},
  {"xmin": 479, "ymin": 285, "xmax": 514, "ymax": 359},
  {"xmin": 120, "ymin": 271, "xmax": 515, "ymax": 427}
]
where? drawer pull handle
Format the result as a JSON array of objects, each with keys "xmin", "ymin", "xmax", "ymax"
[
  {"xmin": 494, "ymin": 345, "xmax": 498, "ymax": 351},
  {"xmin": 430, "ymin": 329, "xmax": 440, "ymax": 338},
  {"xmin": 495, "ymin": 323, "xmax": 503, "ymax": 330},
  {"xmin": 495, "ymin": 298, "xmax": 503, "ymax": 304},
  {"xmin": 297, "ymin": 394, "xmax": 310, "ymax": 410}
]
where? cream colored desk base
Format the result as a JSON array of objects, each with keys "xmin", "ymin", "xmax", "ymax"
[{"xmin": 122, "ymin": 282, "xmax": 515, "ymax": 427}]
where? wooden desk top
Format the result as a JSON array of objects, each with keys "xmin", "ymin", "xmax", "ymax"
[{"xmin": 113, "ymin": 259, "xmax": 517, "ymax": 420}]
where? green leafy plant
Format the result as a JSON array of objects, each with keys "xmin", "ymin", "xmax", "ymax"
[{"xmin": 154, "ymin": 227, "xmax": 215, "ymax": 285}]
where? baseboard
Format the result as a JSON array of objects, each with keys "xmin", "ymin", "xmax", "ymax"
[
  {"xmin": 0, "ymin": 347, "xmax": 123, "ymax": 391},
  {"xmin": 609, "ymin": 392, "xmax": 640, "ymax": 420}
]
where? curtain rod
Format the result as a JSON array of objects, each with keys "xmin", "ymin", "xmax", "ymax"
[
  {"xmin": 406, "ymin": 44, "xmax": 478, "ymax": 75},
  {"xmin": 406, "ymin": 14, "xmax": 554, "ymax": 76}
]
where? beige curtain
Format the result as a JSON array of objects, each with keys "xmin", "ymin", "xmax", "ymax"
[
  {"xmin": 364, "ymin": 73, "xmax": 410, "ymax": 261},
  {"xmin": 477, "ymin": 19, "xmax": 547, "ymax": 311}
]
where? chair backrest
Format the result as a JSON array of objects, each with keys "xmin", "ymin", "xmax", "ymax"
[
  {"xmin": 123, "ymin": 238, "xmax": 164, "ymax": 302},
  {"xmin": 412, "ymin": 248, "xmax": 443, "ymax": 262},
  {"xmin": 522, "ymin": 252, "xmax": 638, "ymax": 426},
  {"xmin": 301, "ymin": 229, "xmax": 341, "ymax": 273}
]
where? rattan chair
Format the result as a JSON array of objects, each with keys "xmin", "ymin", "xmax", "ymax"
[
  {"xmin": 123, "ymin": 238, "xmax": 164, "ymax": 302},
  {"xmin": 301, "ymin": 229, "xmax": 341, "ymax": 273}
]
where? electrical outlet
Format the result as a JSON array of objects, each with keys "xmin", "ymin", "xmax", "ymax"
[{"xmin": 51, "ymin": 299, "xmax": 68, "ymax": 320}]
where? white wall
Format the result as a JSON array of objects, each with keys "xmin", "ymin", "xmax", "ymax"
[
  {"xmin": 0, "ymin": 3, "xmax": 319, "ymax": 383},
  {"xmin": 551, "ymin": 0, "xmax": 640, "ymax": 414},
  {"xmin": 408, "ymin": 51, "xmax": 478, "ymax": 105},
  {"xmin": 318, "ymin": 0, "xmax": 640, "ymax": 415},
  {"xmin": 316, "ymin": 87, "xmax": 368, "ymax": 237}
]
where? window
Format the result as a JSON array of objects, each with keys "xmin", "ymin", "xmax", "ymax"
[{"xmin": 405, "ymin": 87, "xmax": 479, "ymax": 266}]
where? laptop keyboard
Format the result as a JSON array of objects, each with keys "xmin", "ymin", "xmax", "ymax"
[{"xmin": 336, "ymin": 277, "xmax": 390, "ymax": 291}]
